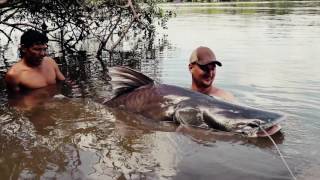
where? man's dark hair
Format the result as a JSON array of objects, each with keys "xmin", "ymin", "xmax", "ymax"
[
  {"xmin": 20, "ymin": 29, "xmax": 48, "ymax": 48},
  {"xmin": 19, "ymin": 29, "xmax": 48, "ymax": 57}
]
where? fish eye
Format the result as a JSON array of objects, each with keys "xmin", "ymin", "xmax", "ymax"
[{"xmin": 247, "ymin": 122, "xmax": 259, "ymax": 128}]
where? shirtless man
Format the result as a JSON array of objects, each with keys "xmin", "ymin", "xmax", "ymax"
[
  {"xmin": 189, "ymin": 46, "xmax": 234, "ymax": 101},
  {"xmin": 5, "ymin": 29, "xmax": 65, "ymax": 92}
]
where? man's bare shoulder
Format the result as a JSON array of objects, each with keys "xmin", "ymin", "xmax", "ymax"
[
  {"xmin": 210, "ymin": 87, "xmax": 235, "ymax": 102},
  {"xmin": 5, "ymin": 69, "xmax": 17, "ymax": 83},
  {"xmin": 42, "ymin": 56, "xmax": 58, "ymax": 65},
  {"xmin": 5, "ymin": 62, "xmax": 27, "ymax": 91},
  {"xmin": 42, "ymin": 56, "xmax": 65, "ymax": 81},
  {"xmin": 6, "ymin": 61, "xmax": 28, "ymax": 78}
]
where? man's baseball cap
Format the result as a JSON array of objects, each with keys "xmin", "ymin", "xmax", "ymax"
[{"xmin": 189, "ymin": 46, "xmax": 222, "ymax": 66}]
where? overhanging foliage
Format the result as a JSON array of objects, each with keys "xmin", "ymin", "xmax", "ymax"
[{"xmin": 0, "ymin": 0, "xmax": 171, "ymax": 58}]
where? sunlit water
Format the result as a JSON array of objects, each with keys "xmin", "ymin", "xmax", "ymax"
[{"xmin": 1, "ymin": 1, "xmax": 320, "ymax": 179}]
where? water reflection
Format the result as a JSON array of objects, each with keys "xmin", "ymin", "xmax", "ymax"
[
  {"xmin": 7, "ymin": 85, "xmax": 61, "ymax": 110},
  {"xmin": 0, "ymin": 85, "xmax": 287, "ymax": 179},
  {"xmin": 159, "ymin": 1, "xmax": 320, "ymax": 178},
  {"xmin": 162, "ymin": 1, "xmax": 320, "ymax": 15}
]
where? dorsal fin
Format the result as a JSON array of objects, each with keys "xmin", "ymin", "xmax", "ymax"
[{"xmin": 109, "ymin": 66, "xmax": 154, "ymax": 97}]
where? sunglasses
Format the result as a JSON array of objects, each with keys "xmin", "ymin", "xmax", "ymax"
[{"xmin": 193, "ymin": 62, "xmax": 217, "ymax": 72}]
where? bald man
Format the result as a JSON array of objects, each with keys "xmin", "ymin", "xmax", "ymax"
[{"xmin": 188, "ymin": 46, "xmax": 234, "ymax": 101}]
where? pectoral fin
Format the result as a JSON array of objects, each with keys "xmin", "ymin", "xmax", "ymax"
[
  {"xmin": 202, "ymin": 111, "xmax": 228, "ymax": 131},
  {"xmin": 174, "ymin": 107, "xmax": 209, "ymax": 129}
]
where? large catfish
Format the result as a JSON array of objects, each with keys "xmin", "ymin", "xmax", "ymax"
[{"xmin": 104, "ymin": 67, "xmax": 285, "ymax": 137}]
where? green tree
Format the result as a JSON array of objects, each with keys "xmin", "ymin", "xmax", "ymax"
[{"xmin": 0, "ymin": 0, "xmax": 171, "ymax": 66}]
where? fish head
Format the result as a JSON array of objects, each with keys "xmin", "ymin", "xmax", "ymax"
[
  {"xmin": 232, "ymin": 119, "xmax": 282, "ymax": 138},
  {"xmin": 200, "ymin": 98, "xmax": 285, "ymax": 138},
  {"xmin": 175, "ymin": 97, "xmax": 284, "ymax": 138},
  {"xmin": 202, "ymin": 108, "xmax": 283, "ymax": 138}
]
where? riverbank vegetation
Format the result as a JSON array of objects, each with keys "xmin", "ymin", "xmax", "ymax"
[{"xmin": 0, "ymin": 0, "xmax": 172, "ymax": 69}]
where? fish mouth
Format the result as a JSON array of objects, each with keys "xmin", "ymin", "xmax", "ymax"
[
  {"xmin": 234, "ymin": 120, "xmax": 282, "ymax": 138},
  {"xmin": 256, "ymin": 124, "xmax": 282, "ymax": 137}
]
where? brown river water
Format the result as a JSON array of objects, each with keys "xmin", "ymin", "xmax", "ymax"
[{"xmin": 1, "ymin": 1, "xmax": 320, "ymax": 179}]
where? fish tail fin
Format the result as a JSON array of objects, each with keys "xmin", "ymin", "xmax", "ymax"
[{"xmin": 109, "ymin": 66, "xmax": 154, "ymax": 97}]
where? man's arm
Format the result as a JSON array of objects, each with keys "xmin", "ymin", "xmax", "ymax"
[
  {"xmin": 48, "ymin": 57, "xmax": 65, "ymax": 81},
  {"xmin": 55, "ymin": 65, "xmax": 65, "ymax": 81}
]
